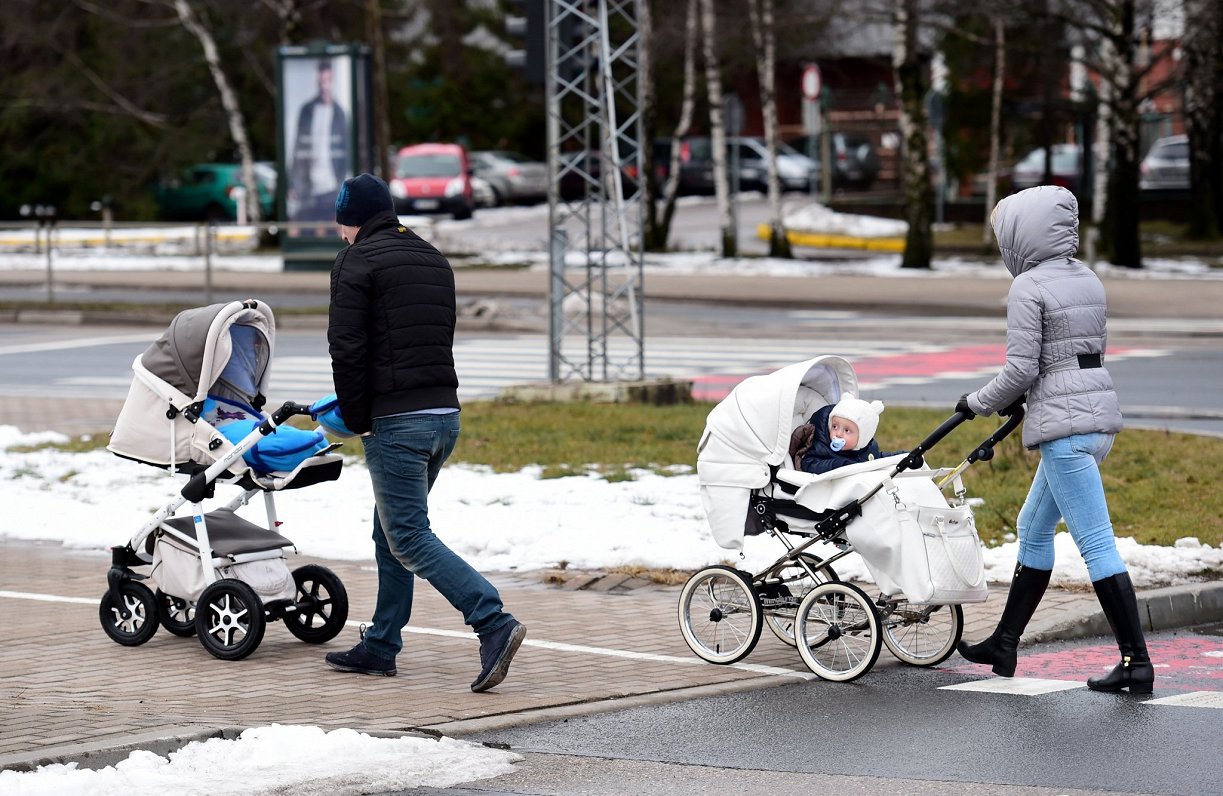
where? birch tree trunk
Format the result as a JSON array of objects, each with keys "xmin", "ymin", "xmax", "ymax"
[
  {"xmin": 640, "ymin": 0, "xmax": 662, "ymax": 250},
  {"xmin": 1183, "ymin": 0, "xmax": 1222, "ymax": 239},
  {"xmin": 172, "ymin": 0, "xmax": 261, "ymax": 222},
  {"xmin": 658, "ymin": 0, "xmax": 700, "ymax": 248},
  {"xmin": 982, "ymin": 14, "xmax": 1004, "ymax": 247},
  {"xmin": 699, "ymin": 0, "xmax": 736, "ymax": 257},
  {"xmin": 893, "ymin": 0, "xmax": 933, "ymax": 269},
  {"xmin": 748, "ymin": 0, "xmax": 790, "ymax": 258}
]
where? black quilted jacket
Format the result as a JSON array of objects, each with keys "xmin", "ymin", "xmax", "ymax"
[{"xmin": 327, "ymin": 211, "xmax": 458, "ymax": 434}]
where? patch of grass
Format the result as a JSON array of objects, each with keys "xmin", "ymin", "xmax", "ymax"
[{"xmin": 9, "ymin": 401, "xmax": 1219, "ymax": 548}]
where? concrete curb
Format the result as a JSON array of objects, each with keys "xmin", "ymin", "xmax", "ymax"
[{"xmin": 1024, "ymin": 580, "xmax": 1223, "ymax": 645}]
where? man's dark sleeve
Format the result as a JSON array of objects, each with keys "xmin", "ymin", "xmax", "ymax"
[{"xmin": 328, "ymin": 248, "xmax": 373, "ymax": 434}]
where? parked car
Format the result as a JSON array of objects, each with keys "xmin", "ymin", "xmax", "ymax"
[
  {"xmin": 1140, "ymin": 134, "xmax": 1190, "ymax": 192},
  {"xmin": 389, "ymin": 143, "xmax": 475, "ymax": 220},
  {"xmin": 557, "ymin": 150, "xmax": 642, "ymax": 201},
  {"xmin": 1010, "ymin": 144, "xmax": 1083, "ymax": 194},
  {"xmin": 470, "ymin": 151, "xmax": 548, "ymax": 206},
  {"xmin": 155, "ymin": 162, "xmax": 276, "ymax": 222},
  {"xmin": 784, "ymin": 133, "xmax": 881, "ymax": 190},
  {"xmin": 654, "ymin": 136, "xmax": 819, "ymax": 195}
]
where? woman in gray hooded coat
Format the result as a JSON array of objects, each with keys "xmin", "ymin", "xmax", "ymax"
[{"xmin": 954, "ymin": 185, "xmax": 1153, "ymax": 694}]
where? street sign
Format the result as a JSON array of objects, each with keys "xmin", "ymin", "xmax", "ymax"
[{"xmin": 801, "ymin": 63, "xmax": 821, "ymax": 101}]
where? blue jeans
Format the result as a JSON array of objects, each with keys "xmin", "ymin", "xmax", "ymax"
[
  {"xmin": 1016, "ymin": 432, "xmax": 1127, "ymax": 582},
  {"xmin": 360, "ymin": 412, "xmax": 511, "ymax": 660}
]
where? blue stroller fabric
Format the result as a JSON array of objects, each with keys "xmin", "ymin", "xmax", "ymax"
[
  {"xmin": 204, "ymin": 395, "xmax": 328, "ymax": 472},
  {"xmin": 309, "ymin": 393, "xmax": 356, "ymax": 438}
]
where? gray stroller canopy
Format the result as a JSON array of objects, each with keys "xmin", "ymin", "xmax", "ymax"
[{"xmin": 140, "ymin": 301, "xmax": 275, "ymax": 404}]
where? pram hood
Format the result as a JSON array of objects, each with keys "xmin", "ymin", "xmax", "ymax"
[
  {"xmin": 108, "ymin": 300, "xmax": 277, "ymax": 471},
  {"xmin": 697, "ymin": 355, "xmax": 857, "ymax": 550}
]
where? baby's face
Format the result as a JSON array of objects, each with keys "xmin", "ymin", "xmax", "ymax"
[{"xmin": 829, "ymin": 416, "xmax": 860, "ymax": 451}]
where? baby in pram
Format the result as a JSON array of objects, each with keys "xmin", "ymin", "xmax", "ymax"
[{"xmin": 790, "ymin": 392, "xmax": 906, "ymax": 474}]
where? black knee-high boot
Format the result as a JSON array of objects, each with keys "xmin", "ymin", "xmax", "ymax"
[
  {"xmin": 1087, "ymin": 572, "xmax": 1154, "ymax": 694},
  {"xmin": 956, "ymin": 563, "xmax": 1052, "ymax": 677}
]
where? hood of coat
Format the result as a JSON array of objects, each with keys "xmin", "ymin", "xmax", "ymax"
[{"xmin": 990, "ymin": 185, "xmax": 1079, "ymax": 277}]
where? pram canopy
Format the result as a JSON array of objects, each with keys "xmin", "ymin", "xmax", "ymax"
[
  {"xmin": 697, "ymin": 355, "xmax": 857, "ymax": 550},
  {"xmin": 109, "ymin": 300, "xmax": 276, "ymax": 472}
]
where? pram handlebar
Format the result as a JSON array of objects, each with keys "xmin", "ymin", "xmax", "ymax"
[
  {"xmin": 966, "ymin": 406, "xmax": 1024, "ymax": 463},
  {"xmin": 892, "ymin": 411, "xmax": 972, "ymax": 475},
  {"xmin": 259, "ymin": 401, "xmax": 316, "ymax": 434}
]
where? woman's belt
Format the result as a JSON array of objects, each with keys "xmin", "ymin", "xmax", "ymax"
[{"xmin": 1045, "ymin": 353, "xmax": 1103, "ymax": 373}]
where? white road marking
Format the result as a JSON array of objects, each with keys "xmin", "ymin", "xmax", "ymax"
[
  {"xmin": 940, "ymin": 677, "xmax": 1084, "ymax": 695},
  {"xmin": 0, "ymin": 589, "xmax": 812, "ymax": 680},
  {"xmin": 1144, "ymin": 691, "xmax": 1223, "ymax": 709},
  {"xmin": 0, "ymin": 334, "xmax": 152, "ymax": 356}
]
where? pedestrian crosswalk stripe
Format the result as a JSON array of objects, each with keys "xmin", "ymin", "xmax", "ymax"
[
  {"xmin": 1144, "ymin": 691, "xmax": 1223, "ymax": 709},
  {"xmin": 940, "ymin": 677, "xmax": 1084, "ymax": 695}
]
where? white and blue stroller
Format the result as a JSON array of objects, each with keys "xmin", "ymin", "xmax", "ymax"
[
  {"xmin": 687, "ymin": 355, "xmax": 1023, "ymax": 681},
  {"xmin": 102, "ymin": 299, "xmax": 350, "ymax": 661}
]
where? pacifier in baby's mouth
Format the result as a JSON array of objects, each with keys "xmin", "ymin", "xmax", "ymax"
[{"xmin": 829, "ymin": 436, "xmax": 846, "ymax": 452}]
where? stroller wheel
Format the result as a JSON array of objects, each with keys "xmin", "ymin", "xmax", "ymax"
[
  {"xmin": 285, "ymin": 564, "xmax": 349, "ymax": 644},
  {"xmin": 678, "ymin": 566, "xmax": 762, "ymax": 664},
  {"xmin": 761, "ymin": 553, "xmax": 840, "ymax": 647},
  {"xmin": 795, "ymin": 582, "xmax": 882, "ymax": 682},
  {"xmin": 879, "ymin": 600, "xmax": 963, "ymax": 667},
  {"xmin": 156, "ymin": 589, "xmax": 197, "ymax": 637},
  {"xmin": 99, "ymin": 580, "xmax": 160, "ymax": 647},
  {"xmin": 195, "ymin": 578, "xmax": 266, "ymax": 661}
]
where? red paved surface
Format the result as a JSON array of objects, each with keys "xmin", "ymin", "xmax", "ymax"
[{"xmin": 944, "ymin": 636, "xmax": 1223, "ymax": 692}]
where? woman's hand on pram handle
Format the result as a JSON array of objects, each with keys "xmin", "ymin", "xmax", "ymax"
[
  {"xmin": 954, "ymin": 394, "xmax": 976, "ymax": 420},
  {"xmin": 998, "ymin": 397, "xmax": 1025, "ymax": 417}
]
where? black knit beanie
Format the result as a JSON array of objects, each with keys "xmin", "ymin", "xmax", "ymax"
[{"xmin": 334, "ymin": 173, "xmax": 394, "ymax": 227}]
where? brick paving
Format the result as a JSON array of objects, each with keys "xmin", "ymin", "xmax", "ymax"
[{"xmin": 0, "ymin": 536, "xmax": 1109, "ymax": 768}]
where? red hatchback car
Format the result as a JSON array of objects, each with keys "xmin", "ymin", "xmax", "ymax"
[{"xmin": 390, "ymin": 143, "xmax": 476, "ymax": 220}]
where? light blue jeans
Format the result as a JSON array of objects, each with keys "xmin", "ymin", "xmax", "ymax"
[
  {"xmin": 360, "ymin": 412, "xmax": 512, "ymax": 660},
  {"xmin": 1016, "ymin": 432, "xmax": 1127, "ymax": 582}
]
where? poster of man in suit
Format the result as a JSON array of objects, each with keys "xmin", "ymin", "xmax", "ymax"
[{"xmin": 283, "ymin": 56, "xmax": 353, "ymax": 222}]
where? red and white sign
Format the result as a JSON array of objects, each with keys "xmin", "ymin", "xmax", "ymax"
[{"xmin": 801, "ymin": 63, "xmax": 822, "ymax": 101}]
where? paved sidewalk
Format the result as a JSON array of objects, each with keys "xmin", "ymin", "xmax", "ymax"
[{"xmin": 2, "ymin": 537, "xmax": 1221, "ymax": 772}]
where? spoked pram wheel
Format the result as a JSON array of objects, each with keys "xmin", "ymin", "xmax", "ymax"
[
  {"xmin": 760, "ymin": 553, "xmax": 839, "ymax": 648},
  {"xmin": 195, "ymin": 578, "xmax": 266, "ymax": 661},
  {"xmin": 284, "ymin": 564, "xmax": 349, "ymax": 644},
  {"xmin": 795, "ymin": 582, "xmax": 882, "ymax": 682},
  {"xmin": 99, "ymin": 580, "xmax": 160, "ymax": 646},
  {"xmin": 878, "ymin": 599, "xmax": 963, "ymax": 667},
  {"xmin": 156, "ymin": 589, "xmax": 197, "ymax": 637},
  {"xmin": 678, "ymin": 566, "xmax": 762, "ymax": 664}
]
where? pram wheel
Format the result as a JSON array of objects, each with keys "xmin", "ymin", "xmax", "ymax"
[
  {"xmin": 678, "ymin": 566, "xmax": 762, "ymax": 664},
  {"xmin": 761, "ymin": 553, "xmax": 839, "ymax": 647},
  {"xmin": 156, "ymin": 589, "xmax": 197, "ymax": 637},
  {"xmin": 285, "ymin": 564, "xmax": 349, "ymax": 644},
  {"xmin": 99, "ymin": 580, "xmax": 160, "ymax": 647},
  {"xmin": 195, "ymin": 578, "xmax": 266, "ymax": 661},
  {"xmin": 879, "ymin": 600, "xmax": 963, "ymax": 667},
  {"xmin": 795, "ymin": 582, "xmax": 882, "ymax": 682}
]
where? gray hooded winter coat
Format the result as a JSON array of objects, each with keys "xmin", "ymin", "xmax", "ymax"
[{"xmin": 966, "ymin": 185, "xmax": 1123, "ymax": 448}]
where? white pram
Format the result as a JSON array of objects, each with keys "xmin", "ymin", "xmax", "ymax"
[
  {"xmin": 101, "ymin": 299, "xmax": 349, "ymax": 661},
  {"xmin": 686, "ymin": 355, "xmax": 1023, "ymax": 681}
]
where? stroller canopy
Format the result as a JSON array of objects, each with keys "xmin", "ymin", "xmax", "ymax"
[
  {"xmin": 697, "ymin": 355, "xmax": 857, "ymax": 550},
  {"xmin": 109, "ymin": 300, "xmax": 277, "ymax": 470},
  {"xmin": 140, "ymin": 300, "xmax": 275, "ymax": 403}
]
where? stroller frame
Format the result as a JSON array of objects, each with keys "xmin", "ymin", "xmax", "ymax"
[
  {"xmin": 100, "ymin": 299, "xmax": 350, "ymax": 661},
  {"xmin": 684, "ymin": 355, "xmax": 1023, "ymax": 681}
]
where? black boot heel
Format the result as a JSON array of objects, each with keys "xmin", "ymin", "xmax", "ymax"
[{"xmin": 956, "ymin": 637, "xmax": 1016, "ymax": 677}]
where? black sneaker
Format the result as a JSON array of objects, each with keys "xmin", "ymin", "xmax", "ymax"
[
  {"xmin": 470, "ymin": 620, "xmax": 527, "ymax": 693},
  {"xmin": 325, "ymin": 641, "xmax": 397, "ymax": 676}
]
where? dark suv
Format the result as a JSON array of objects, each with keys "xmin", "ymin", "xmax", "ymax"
[{"xmin": 785, "ymin": 133, "xmax": 881, "ymax": 190}]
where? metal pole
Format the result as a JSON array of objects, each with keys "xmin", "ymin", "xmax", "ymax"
[
  {"xmin": 548, "ymin": 228, "xmax": 567, "ymax": 382},
  {"xmin": 44, "ymin": 219, "xmax": 55, "ymax": 303},
  {"xmin": 204, "ymin": 222, "xmax": 215, "ymax": 304}
]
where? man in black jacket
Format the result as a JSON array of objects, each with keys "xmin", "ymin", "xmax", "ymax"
[{"xmin": 324, "ymin": 173, "xmax": 526, "ymax": 692}]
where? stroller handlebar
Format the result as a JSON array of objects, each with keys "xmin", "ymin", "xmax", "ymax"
[
  {"xmin": 967, "ymin": 406, "xmax": 1025, "ymax": 463},
  {"xmin": 261, "ymin": 400, "xmax": 315, "ymax": 432},
  {"xmin": 893, "ymin": 411, "xmax": 972, "ymax": 474}
]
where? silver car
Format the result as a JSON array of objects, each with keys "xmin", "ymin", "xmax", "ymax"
[
  {"xmin": 1139, "ymin": 134, "xmax": 1190, "ymax": 192},
  {"xmin": 470, "ymin": 151, "xmax": 548, "ymax": 206}
]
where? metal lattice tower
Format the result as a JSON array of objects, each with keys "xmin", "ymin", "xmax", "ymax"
[{"xmin": 545, "ymin": 0, "xmax": 644, "ymax": 384}]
